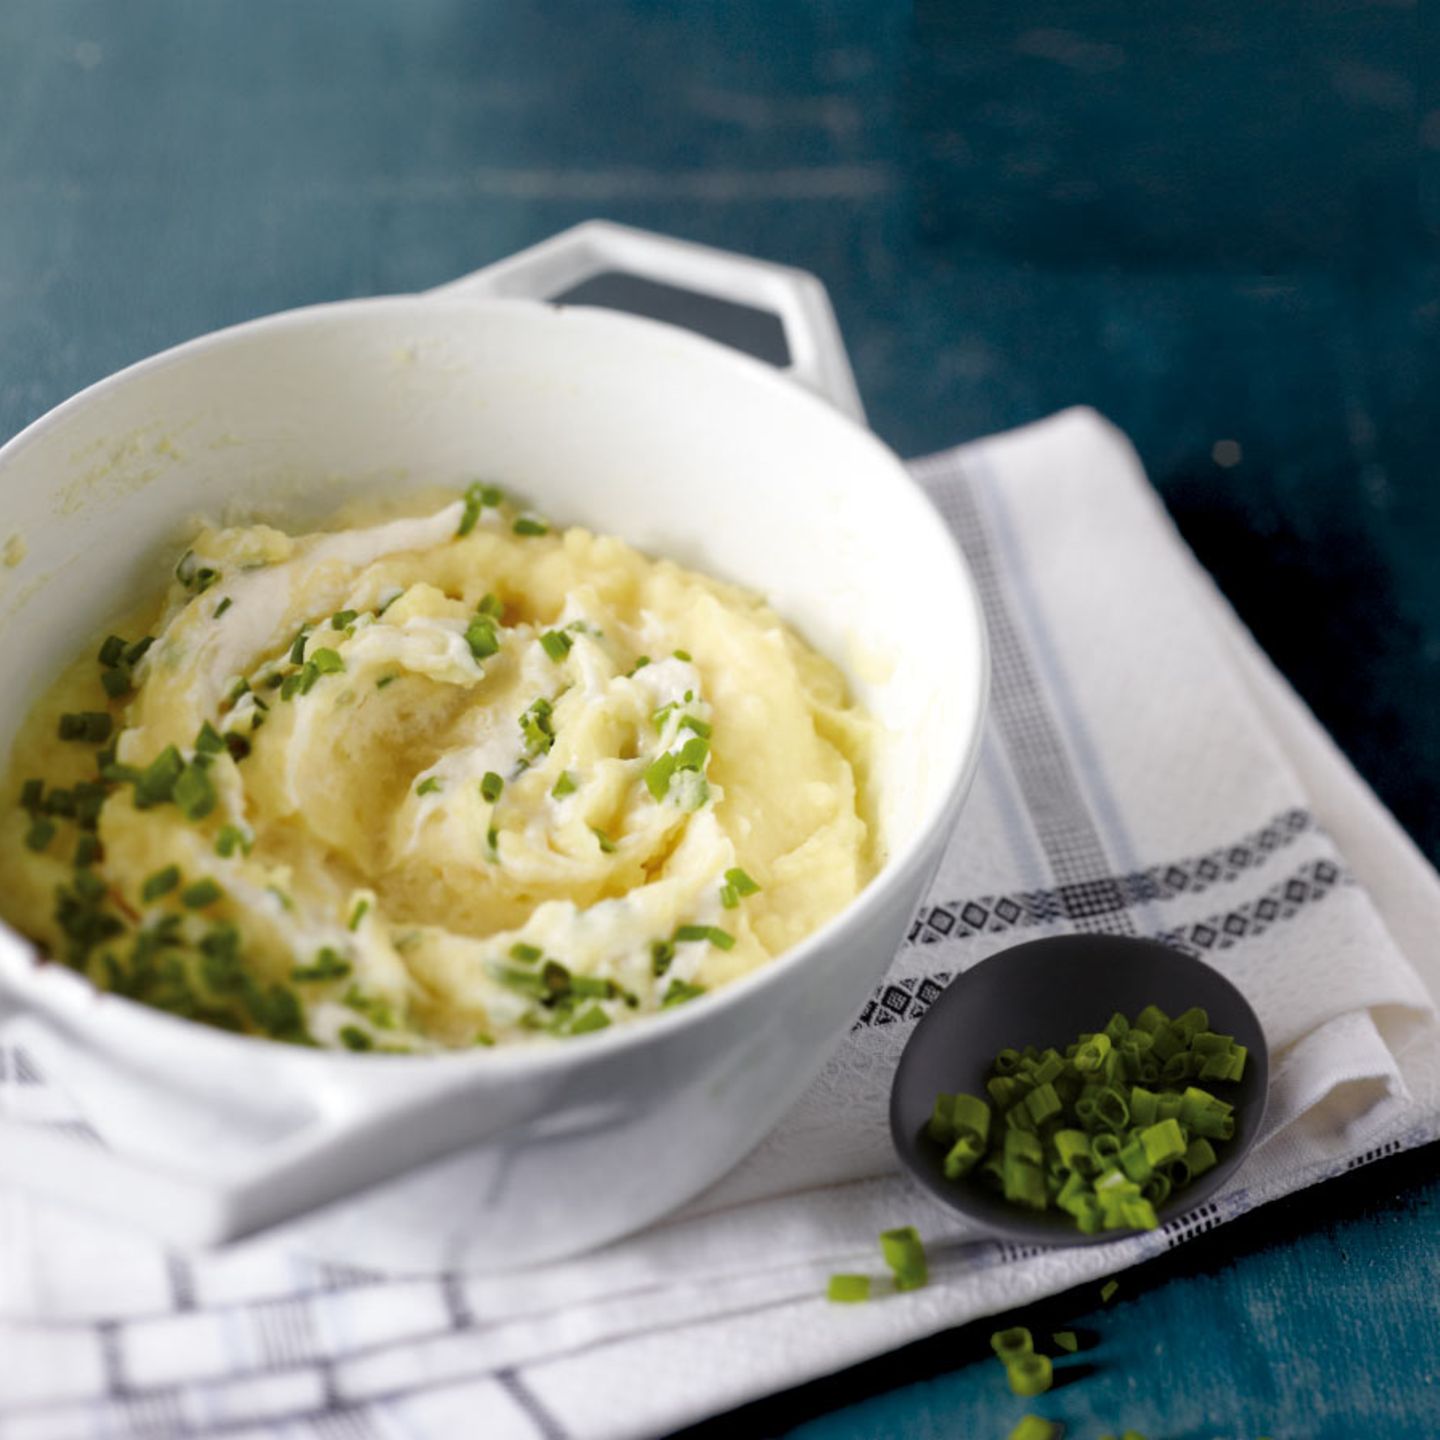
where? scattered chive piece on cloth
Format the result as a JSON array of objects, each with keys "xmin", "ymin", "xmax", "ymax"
[
  {"xmin": 825, "ymin": 1274, "xmax": 871, "ymax": 1304},
  {"xmin": 1008, "ymin": 1417, "xmax": 1062, "ymax": 1440},
  {"xmin": 878, "ymin": 1226, "xmax": 928, "ymax": 1291},
  {"xmin": 1052, "ymin": 1330, "xmax": 1079, "ymax": 1353},
  {"xmin": 1006, "ymin": 1352, "xmax": 1054, "ymax": 1397},
  {"xmin": 1101, "ymin": 1279, "xmax": 1119, "ymax": 1303},
  {"xmin": 990, "ymin": 1327, "xmax": 1034, "ymax": 1362},
  {"xmin": 927, "ymin": 1004, "xmax": 1244, "ymax": 1233}
]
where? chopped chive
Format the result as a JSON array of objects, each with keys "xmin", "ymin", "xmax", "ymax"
[
  {"xmin": 879, "ymin": 1226, "xmax": 928, "ymax": 1291},
  {"xmin": 194, "ymin": 721, "xmax": 225, "ymax": 754},
  {"xmin": 627, "ymin": 656, "xmax": 651, "ymax": 675},
  {"xmin": 288, "ymin": 628, "xmax": 309, "ymax": 665},
  {"xmin": 180, "ymin": 878, "xmax": 223, "ymax": 909},
  {"xmin": 643, "ymin": 752, "xmax": 677, "ymax": 800},
  {"xmin": 826, "ymin": 1274, "xmax": 871, "ymax": 1303},
  {"xmin": 1006, "ymin": 1417, "xmax": 1061, "ymax": 1440},
  {"xmin": 339, "ymin": 1025, "xmax": 373, "ymax": 1052},
  {"xmin": 673, "ymin": 649, "xmax": 692, "ymax": 662},
  {"xmin": 650, "ymin": 939, "xmax": 675, "ymax": 976},
  {"xmin": 592, "ymin": 826, "xmax": 617, "ymax": 854},
  {"xmin": 1052, "ymin": 1330, "xmax": 1079, "ymax": 1354},
  {"xmin": 540, "ymin": 629, "xmax": 573, "ymax": 662},
  {"xmin": 173, "ymin": 762, "xmax": 217, "ymax": 821},
  {"xmin": 680, "ymin": 715, "xmax": 712, "ymax": 738},
  {"xmin": 140, "ymin": 865, "xmax": 181, "ymax": 901},
  {"xmin": 1005, "ymin": 1353, "xmax": 1053, "ymax": 1397},
  {"xmin": 519, "ymin": 696, "xmax": 556, "ymax": 754},
  {"xmin": 98, "ymin": 635, "xmax": 127, "ymax": 667},
  {"xmin": 1100, "ymin": 1279, "xmax": 1119, "ymax": 1303},
  {"xmin": 481, "ymin": 772, "xmax": 504, "ymax": 804},
  {"xmin": 507, "ymin": 942, "xmax": 542, "ymax": 965},
  {"xmin": 674, "ymin": 924, "xmax": 735, "ymax": 951},
  {"xmin": 215, "ymin": 824, "xmax": 250, "ymax": 858},
  {"xmin": 292, "ymin": 947, "xmax": 352, "ymax": 983},
  {"xmin": 100, "ymin": 666, "xmax": 132, "ymax": 698},
  {"xmin": 224, "ymin": 733, "xmax": 252, "ymax": 763},
  {"xmin": 477, "ymin": 591, "xmax": 504, "ymax": 618},
  {"xmin": 376, "ymin": 673, "xmax": 398, "ymax": 689},
  {"xmin": 991, "ymin": 1327, "xmax": 1034, "ymax": 1362},
  {"xmin": 19, "ymin": 778, "xmax": 43, "ymax": 813},
  {"xmin": 725, "ymin": 866, "xmax": 760, "ymax": 896},
  {"xmin": 213, "ymin": 596, "xmax": 233, "ymax": 618},
  {"xmin": 310, "ymin": 647, "xmax": 344, "ymax": 675},
  {"xmin": 569, "ymin": 1005, "xmax": 611, "ymax": 1035},
  {"xmin": 720, "ymin": 882, "xmax": 738, "ymax": 908},
  {"xmin": 331, "ymin": 609, "xmax": 358, "ymax": 630},
  {"xmin": 415, "ymin": 776, "xmax": 442, "ymax": 796},
  {"xmin": 74, "ymin": 832, "xmax": 102, "ymax": 867},
  {"xmin": 58, "ymin": 711, "xmax": 113, "ymax": 744},
  {"xmin": 661, "ymin": 979, "xmax": 706, "ymax": 1008},
  {"xmin": 24, "ymin": 817, "xmax": 56, "ymax": 852},
  {"xmin": 512, "ymin": 515, "xmax": 548, "ymax": 536},
  {"xmin": 551, "ymin": 770, "xmax": 577, "ymax": 799},
  {"xmin": 486, "ymin": 824, "xmax": 499, "ymax": 855},
  {"xmin": 465, "ymin": 614, "xmax": 500, "ymax": 661},
  {"xmin": 126, "ymin": 636, "xmax": 155, "ymax": 666},
  {"xmin": 348, "ymin": 897, "xmax": 370, "ymax": 931},
  {"xmin": 457, "ymin": 482, "xmax": 504, "ymax": 536},
  {"xmin": 134, "ymin": 745, "xmax": 184, "ymax": 808}
]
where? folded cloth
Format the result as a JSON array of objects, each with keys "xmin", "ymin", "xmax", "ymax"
[{"xmin": 3, "ymin": 407, "xmax": 1439, "ymax": 1439}]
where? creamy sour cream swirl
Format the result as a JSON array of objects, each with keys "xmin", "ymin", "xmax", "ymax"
[{"xmin": 0, "ymin": 489, "xmax": 875, "ymax": 1051}]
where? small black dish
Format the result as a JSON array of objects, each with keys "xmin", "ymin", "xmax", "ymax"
[{"xmin": 890, "ymin": 934, "xmax": 1270, "ymax": 1245}]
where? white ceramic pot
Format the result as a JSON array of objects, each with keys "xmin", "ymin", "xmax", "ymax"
[{"xmin": 0, "ymin": 224, "xmax": 986, "ymax": 1270}]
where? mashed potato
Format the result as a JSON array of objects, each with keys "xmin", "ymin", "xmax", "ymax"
[{"xmin": 0, "ymin": 487, "xmax": 875, "ymax": 1051}]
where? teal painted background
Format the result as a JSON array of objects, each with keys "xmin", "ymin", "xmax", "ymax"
[{"xmin": 1, "ymin": 2, "xmax": 1437, "ymax": 1435}]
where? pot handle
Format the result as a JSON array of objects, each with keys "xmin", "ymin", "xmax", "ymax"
[{"xmin": 430, "ymin": 220, "xmax": 867, "ymax": 425}]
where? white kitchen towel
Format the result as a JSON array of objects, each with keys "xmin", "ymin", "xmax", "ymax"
[{"xmin": 3, "ymin": 406, "xmax": 1440, "ymax": 1440}]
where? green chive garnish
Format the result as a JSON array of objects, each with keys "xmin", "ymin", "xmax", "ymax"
[
  {"xmin": 540, "ymin": 629, "xmax": 573, "ymax": 662},
  {"xmin": 58, "ymin": 712, "xmax": 112, "ymax": 744},
  {"xmin": 661, "ymin": 979, "xmax": 706, "ymax": 1008},
  {"xmin": 180, "ymin": 878, "xmax": 223, "ymax": 909},
  {"xmin": 481, "ymin": 772, "xmax": 503, "ymax": 803},
  {"xmin": 24, "ymin": 817, "xmax": 56, "ymax": 852},
  {"xmin": 1005, "ymin": 1353, "xmax": 1053, "ymax": 1397},
  {"xmin": 101, "ymin": 667, "xmax": 132, "ymax": 699},
  {"xmin": 879, "ymin": 1226, "xmax": 928, "ymax": 1292},
  {"xmin": 215, "ymin": 824, "xmax": 250, "ymax": 858},
  {"xmin": 674, "ymin": 924, "xmax": 735, "ymax": 951},
  {"xmin": 74, "ymin": 832, "xmax": 102, "ymax": 867},
  {"xmin": 376, "ymin": 674, "xmax": 398, "ymax": 689},
  {"xmin": 569, "ymin": 1005, "xmax": 611, "ymax": 1035},
  {"xmin": 519, "ymin": 696, "xmax": 556, "ymax": 755},
  {"xmin": 465, "ymin": 614, "xmax": 500, "ymax": 661},
  {"xmin": 19, "ymin": 779, "xmax": 43, "ymax": 813},
  {"xmin": 650, "ymin": 938, "xmax": 675, "ymax": 976},
  {"xmin": 173, "ymin": 762, "xmax": 217, "ymax": 821},
  {"xmin": 551, "ymin": 771, "xmax": 577, "ymax": 799},
  {"xmin": 1101, "ymin": 1279, "xmax": 1119, "ymax": 1303},
  {"xmin": 340, "ymin": 1025, "xmax": 373, "ymax": 1052},
  {"xmin": 592, "ymin": 827, "xmax": 617, "ymax": 854},
  {"xmin": 457, "ymin": 482, "xmax": 504, "ymax": 537},
  {"xmin": 415, "ymin": 776, "xmax": 442, "ymax": 796},
  {"xmin": 126, "ymin": 636, "xmax": 155, "ymax": 666},
  {"xmin": 310, "ymin": 648, "xmax": 344, "ymax": 675},
  {"xmin": 478, "ymin": 591, "xmax": 504, "ymax": 618},
  {"xmin": 142, "ymin": 865, "xmax": 181, "ymax": 901},
  {"xmin": 826, "ymin": 1274, "xmax": 871, "ymax": 1303},
  {"xmin": 134, "ymin": 745, "xmax": 184, "ymax": 808},
  {"xmin": 292, "ymin": 947, "xmax": 352, "ymax": 983},
  {"xmin": 510, "ymin": 942, "xmax": 542, "ymax": 964},
  {"xmin": 331, "ymin": 609, "xmax": 358, "ymax": 630},
  {"xmin": 512, "ymin": 515, "xmax": 548, "ymax": 536},
  {"xmin": 627, "ymin": 656, "xmax": 651, "ymax": 675},
  {"xmin": 288, "ymin": 628, "xmax": 309, "ymax": 665},
  {"xmin": 98, "ymin": 635, "xmax": 127, "ymax": 667},
  {"xmin": 194, "ymin": 721, "xmax": 225, "ymax": 754},
  {"xmin": 1007, "ymin": 1417, "xmax": 1061, "ymax": 1440},
  {"xmin": 1052, "ymin": 1331, "xmax": 1079, "ymax": 1354},
  {"xmin": 213, "ymin": 596, "xmax": 233, "ymax": 618},
  {"xmin": 673, "ymin": 649, "xmax": 692, "ymax": 662},
  {"xmin": 348, "ymin": 897, "xmax": 370, "ymax": 931},
  {"xmin": 680, "ymin": 715, "xmax": 712, "ymax": 738}
]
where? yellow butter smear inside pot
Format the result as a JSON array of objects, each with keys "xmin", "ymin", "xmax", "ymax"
[{"xmin": 0, "ymin": 486, "xmax": 876, "ymax": 1051}]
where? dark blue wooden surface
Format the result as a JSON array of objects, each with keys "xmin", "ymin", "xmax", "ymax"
[{"xmin": 2, "ymin": 4, "xmax": 1438, "ymax": 1435}]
